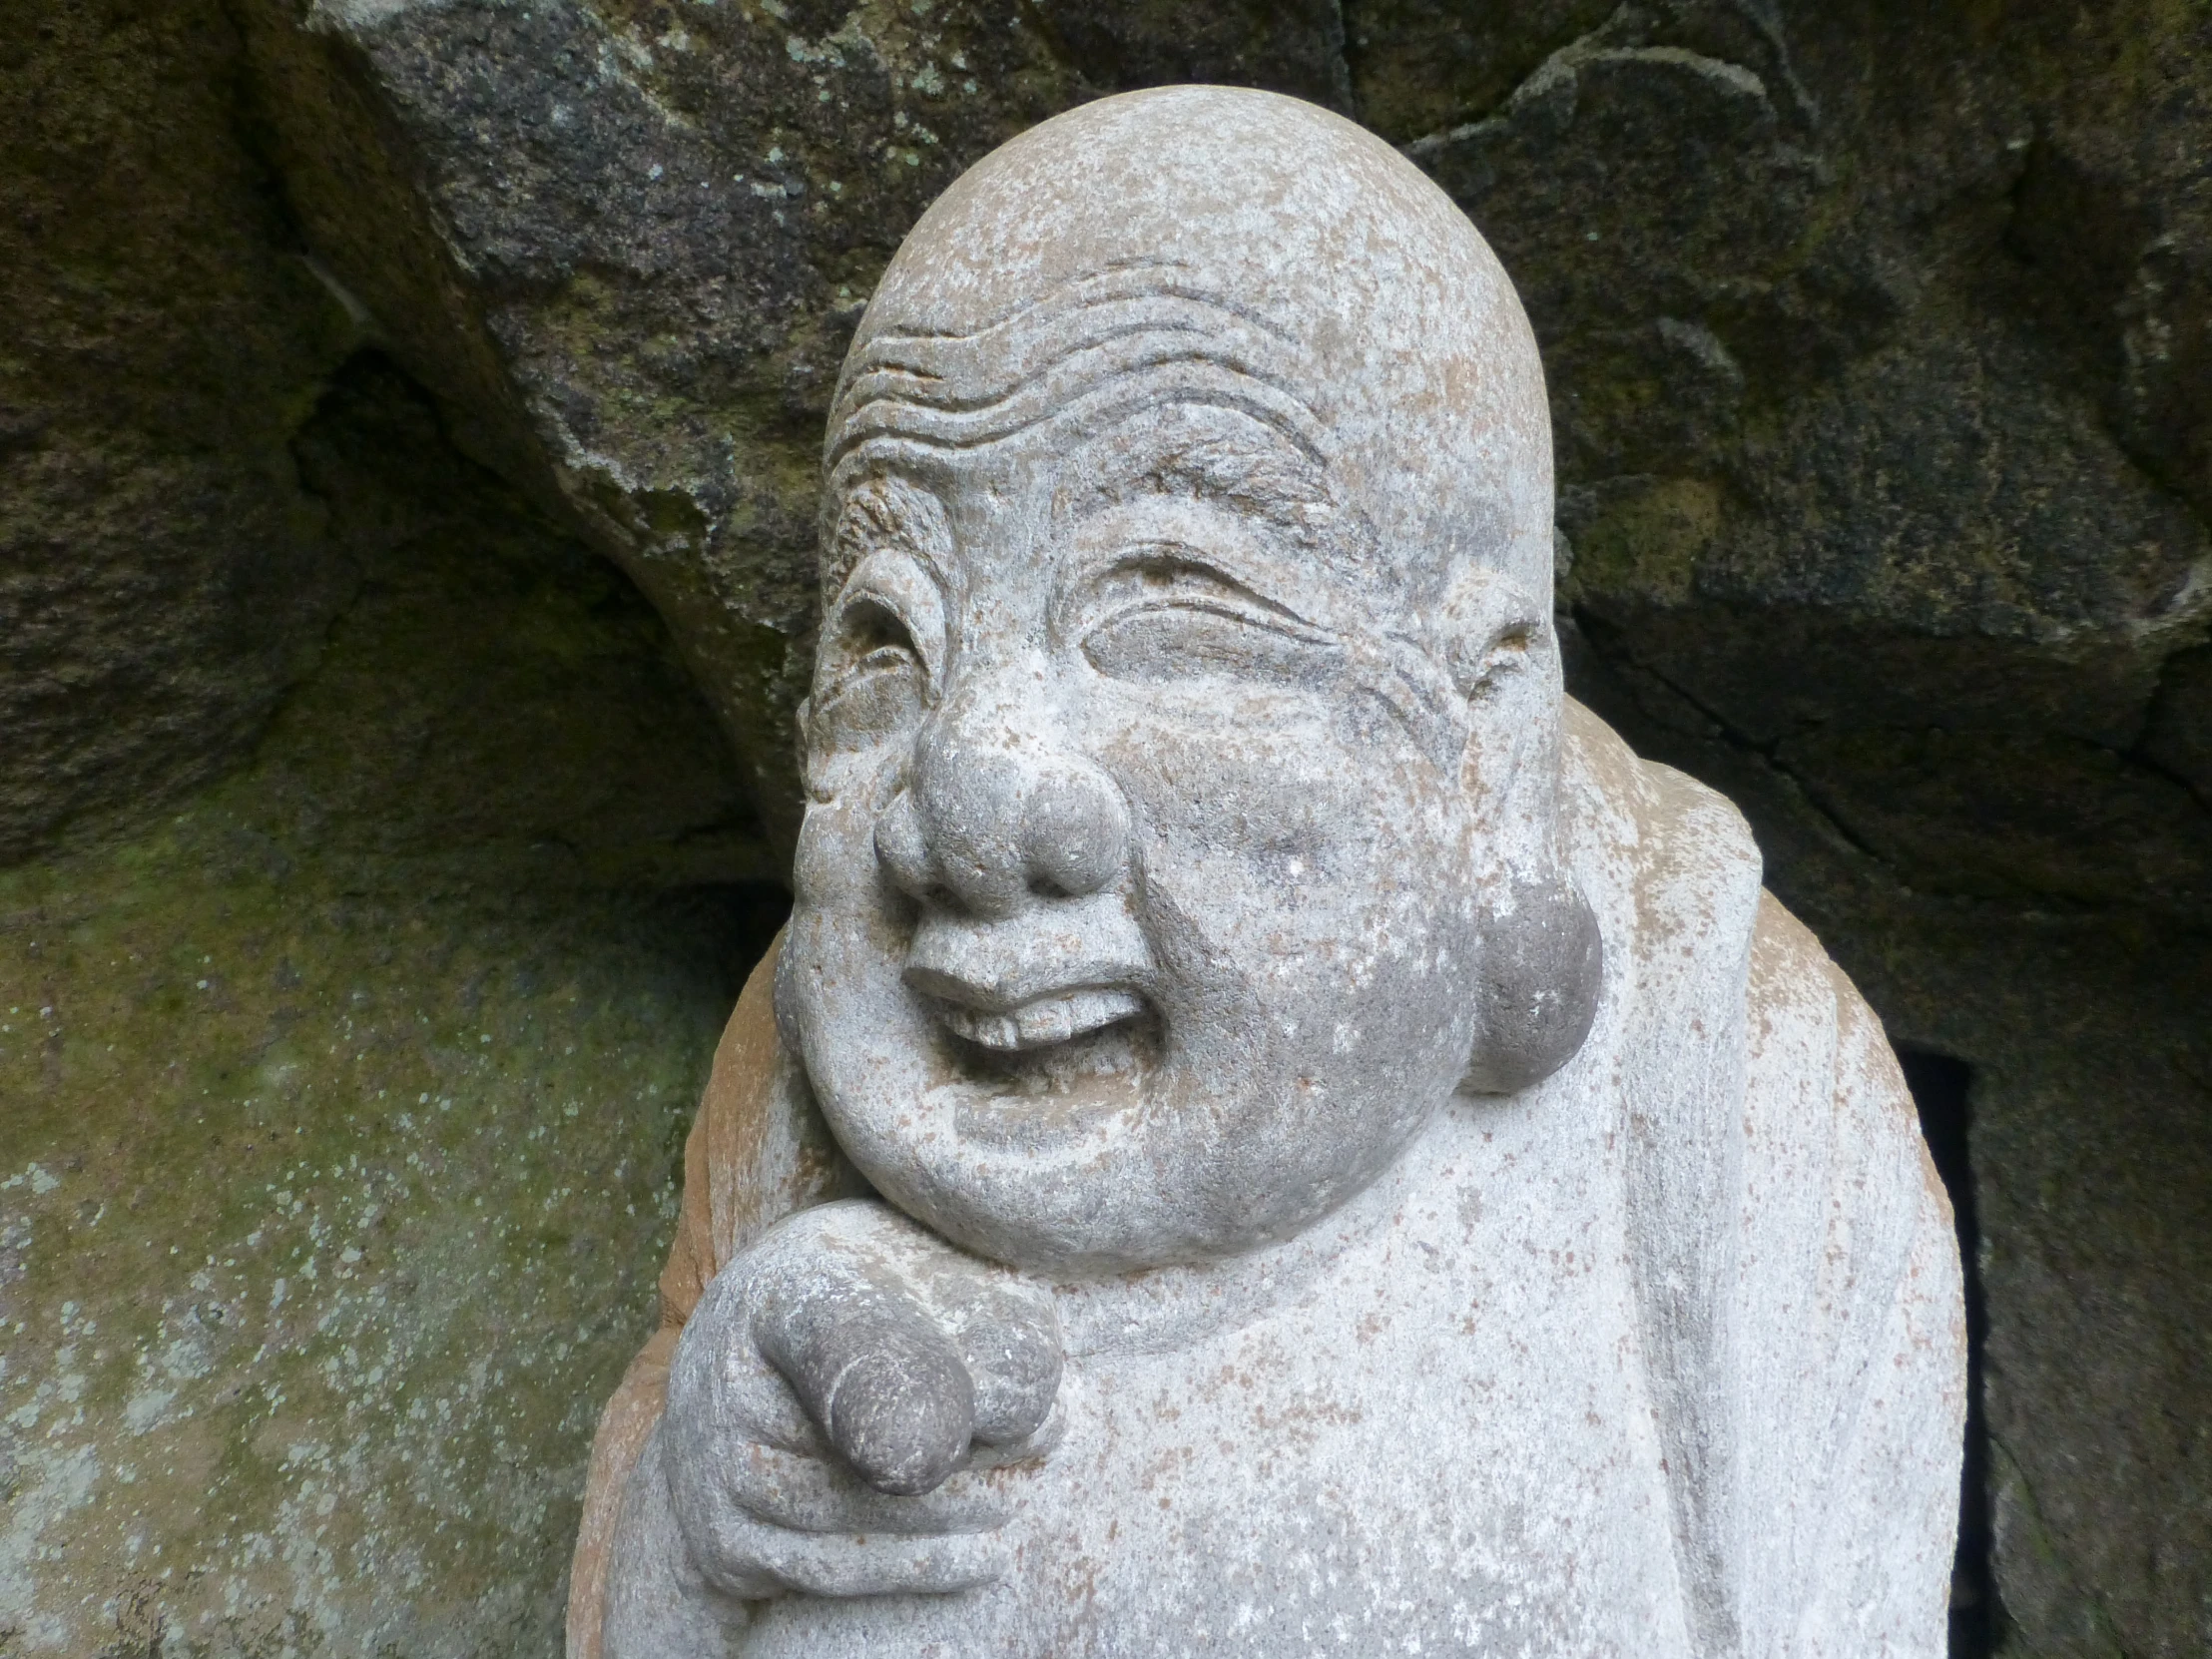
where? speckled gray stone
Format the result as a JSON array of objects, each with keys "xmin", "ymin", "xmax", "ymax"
[{"xmin": 588, "ymin": 86, "xmax": 1964, "ymax": 1658}]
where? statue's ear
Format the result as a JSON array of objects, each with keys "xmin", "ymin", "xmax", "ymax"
[
  {"xmin": 1460, "ymin": 871, "xmax": 1603, "ymax": 1095},
  {"xmin": 1434, "ymin": 564, "xmax": 1603, "ymax": 1094},
  {"xmin": 1434, "ymin": 565, "xmax": 1544, "ymax": 705}
]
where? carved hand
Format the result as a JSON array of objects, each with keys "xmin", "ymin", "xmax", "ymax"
[{"xmin": 659, "ymin": 1197, "xmax": 1063, "ymax": 1601}]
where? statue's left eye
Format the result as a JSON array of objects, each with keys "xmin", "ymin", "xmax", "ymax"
[{"xmin": 1080, "ymin": 555, "xmax": 1338, "ymax": 688}]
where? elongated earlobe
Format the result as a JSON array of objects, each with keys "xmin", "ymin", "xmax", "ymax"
[
  {"xmin": 1461, "ymin": 872, "xmax": 1603, "ymax": 1095},
  {"xmin": 1434, "ymin": 560, "xmax": 1596, "ymax": 1092}
]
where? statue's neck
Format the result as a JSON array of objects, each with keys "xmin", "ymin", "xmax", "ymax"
[{"xmin": 1044, "ymin": 1114, "xmax": 1440, "ymax": 1359}]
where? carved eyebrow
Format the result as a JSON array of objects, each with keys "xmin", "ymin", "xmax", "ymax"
[
  {"xmin": 823, "ymin": 472, "xmax": 954, "ymax": 597},
  {"xmin": 1081, "ymin": 544, "xmax": 1338, "ymax": 636},
  {"xmin": 1069, "ymin": 414, "xmax": 1335, "ymax": 536},
  {"xmin": 1056, "ymin": 521, "xmax": 1342, "ymax": 644}
]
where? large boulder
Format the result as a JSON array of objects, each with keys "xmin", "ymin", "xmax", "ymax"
[
  {"xmin": 1, "ymin": 354, "xmax": 783, "ymax": 1649},
  {"xmin": 0, "ymin": 0, "xmax": 356, "ymax": 864}
]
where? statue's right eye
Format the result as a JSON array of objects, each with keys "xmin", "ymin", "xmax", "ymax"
[{"xmin": 813, "ymin": 597, "xmax": 927, "ymax": 746}]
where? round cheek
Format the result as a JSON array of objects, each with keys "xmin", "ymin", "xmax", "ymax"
[
  {"xmin": 790, "ymin": 787, "xmax": 920, "ymax": 1005},
  {"xmin": 1106, "ymin": 696, "xmax": 1479, "ymax": 1068},
  {"xmin": 1097, "ymin": 710, "xmax": 1460, "ymax": 1055},
  {"xmin": 1094, "ymin": 700, "xmax": 1452, "ymax": 903},
  {"xmin": 788, "ymin": 800, "xmax": 940, "ymax": 1160}
]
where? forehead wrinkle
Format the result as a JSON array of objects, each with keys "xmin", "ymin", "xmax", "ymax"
[
  {"xmin": 828, "ymin": 269, "xmax": 1326, "ymax": 471},
  {"xmin": 845, "ymin": 316, "xmax": 1211, "ymax": 417},
  {"xmin": 830, "ymin": 352, "xmax": 1326, "ymax": 475},
  {"xmin": 835, "ymin": 260, "xmax": 1299, "ymax": 382}
]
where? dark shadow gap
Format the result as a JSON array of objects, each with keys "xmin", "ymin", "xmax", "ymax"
[{"xmin": 1896, "ymin": 1045, "xmax": 2000, "ymax": 1659}]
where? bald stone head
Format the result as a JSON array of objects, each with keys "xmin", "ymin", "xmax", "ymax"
[
  {"xmin": 783, "ymin": 87, "xmax": 1597, "ymax": 1275},
  {"xmin": 827, "ymin": 86, "xmax": 1553, "ymax": 634}
]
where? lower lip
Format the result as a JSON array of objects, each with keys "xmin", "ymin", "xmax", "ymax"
[{"xmin": 936, "ymin": 986, "xmax": 1147, "ymax": 1052}]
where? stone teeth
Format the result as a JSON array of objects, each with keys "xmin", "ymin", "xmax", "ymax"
[
  {"xmin": 1016, "ymin": 1000, "xmax": 1073, "ymax": 1047},
  {"xmin": 941, "ymin": 987, "xmax": 1144, "ymax": 1052},
  {"xmin": 1061, "ymin": 988, "xmax": 1144, "ymax": 1037},
  {"xmin": 943, "ymin": 1008, "xmax": 1023, "ymax": 1049}
]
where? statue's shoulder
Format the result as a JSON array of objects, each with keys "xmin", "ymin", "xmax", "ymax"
[
  {"xmin": 1557, "ymin": 695, "xmax": 1949, "ymax": 1366},
  {"xmin": 1553, "ymin": 700, "xmax": 1961, "ymax": 1653},
  {"xmin": 1557, "ymin": 696, "xmax": 1921, "ymax": 1139},
  {"xmin": 1728, "ymin": 886, "xmax": 1964, "ymax": 1651},
  {"xmin": 1562, "ymin": 694, "xmax": 1931, "ymax": 1189},
  {"xmin": 1557, "ymin": 697, "xmax": 1766, "ymax": 953}
]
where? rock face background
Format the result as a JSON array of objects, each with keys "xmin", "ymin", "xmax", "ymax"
[{"xmin": 1, "ymin": 0, "xmax": 2204, "ymax": 1654}]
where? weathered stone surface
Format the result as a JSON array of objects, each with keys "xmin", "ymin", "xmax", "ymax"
[
  {"xmin": 1596, "ymin": 709, "xmax": 2212, "ymax": 1659},
  {"xmin": 1028, "ymin": 0, "xmax": 1353, "ymax": 111},
  {"xmin": 1403, "ymin": 0, "xmax": 2211, "ymax": 935},
  {"xmin": 207, "ymin": 0, "xmax": 2212, "ymax": 924},
  {"xmin": 1345, "ymin": 0, "xmax": 1616, "ymax": 145},
  {"xmin": 1398, "ymin": 7, "xmax": 2210, "ymax": 1647},
  {"xmin": 226, "ymin": 0, "xmax": 1098, "ymax": 852},
  {"xmin": 0, "ymin": 0, "xmax": 361, "ymax": 863},
  {"xmin": 226, "ymin": 0, "xmax": 1353, "ymax": 849},
  {"xmin": 587, "ymin": 87, "xmax": 1960, "ymax": 1659},
  {"xmin": 5, "ymin": 0, "xmax": 2209, "ymax": 1650},
  {"xmin": 0, "ymin": 358, "xmax": 784, "ymax": 1652}
]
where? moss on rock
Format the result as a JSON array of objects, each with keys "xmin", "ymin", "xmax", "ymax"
[{"xmin": 0, "ymin": 359, "xmax": 784, "ymax": 1655}]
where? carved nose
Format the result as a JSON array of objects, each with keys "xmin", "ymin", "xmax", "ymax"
[{"xmin": 876, "ymin": 731, "xmax": 1129, "ymax": 916}]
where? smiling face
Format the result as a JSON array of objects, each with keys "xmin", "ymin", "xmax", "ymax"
[{"xmin": 779, "ymin": 88, "xmax": 1566, "ymax": 1273}]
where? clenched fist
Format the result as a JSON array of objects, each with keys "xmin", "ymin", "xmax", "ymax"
[{"xmin": 601, "ymin": 1200, "xmax": 1063, "ymax": 1651}]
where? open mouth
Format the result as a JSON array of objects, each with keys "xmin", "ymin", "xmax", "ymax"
[{"xmin": 929, "ymin": 985, "xmax": 1148, "ymax": 1053}]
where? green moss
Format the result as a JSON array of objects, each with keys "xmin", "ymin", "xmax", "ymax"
[
  {"xmin": 0, "ymin": 858, "xmax": 719, "ymax": 1648},
  {"xmin": 1564, "ymin": 476, "xmax": 1722, "ymax": 609},
  {"xmin": 0, "ymin": 360, "xmax": 786, "ymax": 1655}
]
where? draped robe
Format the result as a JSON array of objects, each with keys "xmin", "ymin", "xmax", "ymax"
[{"xmin": 567, "ymin": 703, "xmax": 1963, "ymax": 1658}]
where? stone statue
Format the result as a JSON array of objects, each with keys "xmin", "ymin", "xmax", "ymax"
[{"xmin": 569, "ymin": 86, "xmax": 1963, "ymax": 1658}]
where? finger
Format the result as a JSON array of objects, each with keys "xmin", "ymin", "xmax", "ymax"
[
  {"xmin": 667, "ymin": 1260, "xmax": 832, "ymax": 1461},
  {"xmin": 709, "ymin": 1337, "xmax": 832, "ymax": 1459},
  {"xmin": 699, "ymin": 1309, "xmax": 1042, "ymax": 1473},
  {"xmin": 717, "ymin": 1437, "xmax": 1013, "ymax": 1537},
  {"xmin": 962, "ymin": 1389, "xmax": 1067, "ymax": 1469},
  {"xmin": 928, "ymin": 1275, "xmax": 1063, "ymax": 1447},
  {"xmin": 740, "ymin": 1518, "xmax": 1008, "ymax": 1599},
  {"xmin": 754, "ymin": 1255, "xmax": 974, "ymax": 1496},
  {"xmin": 679, "ymin": 1466, "xmax": 1010, "ymax": 1602}
]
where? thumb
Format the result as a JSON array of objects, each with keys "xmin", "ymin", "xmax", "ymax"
[{"xmin": 754, "ymin": 1246, "xmax": 975, "ymax": 1497}]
